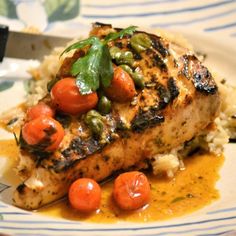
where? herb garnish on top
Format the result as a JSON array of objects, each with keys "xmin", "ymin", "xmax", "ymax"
[{"xmin": 60, "ymin": 26, "xmax": 137, "ymax": 95}]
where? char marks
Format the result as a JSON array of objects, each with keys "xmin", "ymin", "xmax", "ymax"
[
  {"xmin": 179, "ymin": 55, "xmax": 218, "ymax": 95},
  {"xmin": 167, "ymin": 77, "xmax": 180, "ymax": 101},
  {"xmin": 14, "ymin": 23, "xmax": 222, "ymax": 210},
  {"xmin": 131, "ymin": 107, "xmax": 164, "ymax": 132},
  {"xmin": 150, "ymin": 35, "xmax": 169, "ymax": 57},
  {"xmin": 56, "ymin": 137, "xmax": 105, "ymax": 172},
  {"xmin": 19, "ymin": 25, "xmax": 216, "ymax": 173}
]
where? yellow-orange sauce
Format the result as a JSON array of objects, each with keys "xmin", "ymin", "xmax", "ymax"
[
  {"xmin": 38, "ymin": 152, "xmax": 223, "ymax": 223},
  {"xmin": 0, "ymin": 104, "xmax": 25, "ymax": 133},
  {"xmin": 0, "ymin": 140, "xmax": 21, "ymax": 191},
  {"xmin": 0, "ymin": 139, "xmax": 224, "ymax": 223},
  {"xmin": 0, "ymin": 140, "xmax": 19, "ymax": 175}
]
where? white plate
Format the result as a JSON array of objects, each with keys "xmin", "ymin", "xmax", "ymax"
[{"xmin": 0, "ymin": 31, "xmax": 236, "ymax": 236}]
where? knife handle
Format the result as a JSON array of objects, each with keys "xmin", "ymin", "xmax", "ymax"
[{"xmin": 0, "ymin": 25, "xmax": 9, "ymax": 62}]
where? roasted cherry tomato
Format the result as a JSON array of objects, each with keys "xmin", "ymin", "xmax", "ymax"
[
  {"xmin": 68, "ymin": 178, "xmax": 101, "ymax": 213},
  {"xmin": 105, "ymin": 66, "xmax": 136, "ymax": 103},
  {"xmin": 26, "ymin": 102, "xmax": 55, "ymax": 120},
  {"xmin": 113, "ymin": 171, "xmax": 150, "ymax": 210},
  {"xmin": 22, "ymin": 117, "xmax": 64, "ymax": 152},
  {"xmin": 50, "ymin": 78, "xmax": 98, "ymax": 115}
]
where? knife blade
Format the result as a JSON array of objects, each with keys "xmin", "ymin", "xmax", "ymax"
[{"xmin": 0, "ymin": 25, "xmax": 72, "ymax": 61}]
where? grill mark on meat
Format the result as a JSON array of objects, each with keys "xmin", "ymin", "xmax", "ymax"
[
  {"xmin": 55, "ymin": 137, "xmax": 105, "ymax": 171},
  {"xmin": 131, "ymin": 107, "xmax": 164, "ymax": 132},
  {"xmin": 54, "ymin": 112, "xmax": 72, "ymax": 128},
  {"xmin": 193, "ymin": 66, "xmax": 217, "ymax": 94},
  {"xmin": 167, "ymin": 77, "xmax": 179, "ymax": 101},
  {"xmin": 180, "ymin": 55, "xmax": 218, "ymax": 95},
  {"xmin": 114, "ymin": 41, "xmax": 123, "ymax": 49},
  {"xmin": 150, "ymin": 35, "xmax": 169, "ymax": 57},
  {"xmin": 180, "ymin": 55, "xmax": 191, "ymax": 79},
  {"xmin": 13, "ymin": 23, "xmax": 221, "ymax": 210},
  {"xmin": 19, "ymin": 130, "xmax": 54, "ymax": 163},
  {"xmin": 145, "ymin": 49, "xmax": 167, "ymax": 72},
  {"xmin": 155, "ymin": 82, "xmax": 171, "ymax": 109},
  {"xmin": 16, "ymin": 183, "xmax": 26, "ymax": 194},
  {"xmin": 68, "ymin": 137, "xmax": 102, "ymax": 156},
  {"xmin": 133, "ymin": 52, "xmax": 142, "ymax": 60}
]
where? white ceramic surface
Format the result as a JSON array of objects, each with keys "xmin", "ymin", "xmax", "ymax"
[{"xmin": 0, "ymin": 1, "xmax": 236, "ymax": 235}]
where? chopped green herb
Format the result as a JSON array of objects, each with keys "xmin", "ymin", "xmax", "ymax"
[
  {"xmin": 60, "ymin": 26, "xmax": 137, "ymax": 95},
  {"xmin": 60, "ymin": 36, "xmax": 99, "ymax": 57},
  {"xmin": 72, "ymin": 42, "xmax": 105, "ymax": 94},
  {"xmin": 171, "ymin": 196, "xmax": 185, "ymax": 203},
  {"xmin": 7, "ymin": 117, "xmax": 18, "ymax": 126},
  {"xmin": 99, "ymin": 45, "xmax": 114, "ymax": 88},
  {"xmin": 104, "ymin": 26, "xmax": 137, "ymax": 43},
  {"xmin": 13, "ymin": 132, "xmax": 19, "ymax": 146}
]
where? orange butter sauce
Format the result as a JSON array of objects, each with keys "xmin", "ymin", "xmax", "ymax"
[
  {"xmin": 0, "ymin": 139, "xmax": 21, "ymax": 189},
  {"xmin": 0, "ymin": 109, "xmax": 224, "ymax": 223},
  {"xmin": 38, "ymin": 152, "xmax": 223, "ymax": 223}
]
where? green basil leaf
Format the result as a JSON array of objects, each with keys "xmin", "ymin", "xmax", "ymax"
[
  {"xmin": 99, "ymin": 45, "xmax": 113, "ymax": 88},
  {"xmin": 62, "ymin": 26, "xmax": 136, "ymax": 95},
  {"xmin": 73, "ymin": 42, "xmax": 103, "ymax": 94},
  {"xmin": 76, "ymin": 72, "xmax": 95, "ymax": 94}
]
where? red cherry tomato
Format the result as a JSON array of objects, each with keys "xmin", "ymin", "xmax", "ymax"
[
  {"xmin": 50, "ymin": 78, "xmax": 98, "ymax": 115},
  {"xmin": 22, "ymin": 117, "xmax": 64, "ymax": 152},
  {"xmin": 113, "ymin": 171, "xmax": 150, "ymax": 210},
  {"xmin": 68, "ymin": 178, "xmax": 101, "ymax": 213},
  {"xmin": 105, "ymin": 66, "xmax": 136, "ymax": 103},
  {"xmin": 26, "ymin": 102, "xmax": 55, "ymax": 120}
]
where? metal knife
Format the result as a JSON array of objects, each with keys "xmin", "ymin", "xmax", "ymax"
[{"xmin": 0, "ymin": 25, "xmax": 72, "ymax": 62}]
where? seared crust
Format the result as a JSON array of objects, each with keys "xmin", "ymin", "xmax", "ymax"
[{"xmin": 13, "ymin": 23, "xmax": 220, "ymax": 209}]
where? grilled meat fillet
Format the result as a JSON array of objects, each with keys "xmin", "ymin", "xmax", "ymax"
[{"xmin": 13, "ymin": 23, "xmax": 220, "ymax": 209}]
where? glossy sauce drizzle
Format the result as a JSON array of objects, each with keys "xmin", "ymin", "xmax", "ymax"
[
  {"xmin": 37, "ymin": 152, "xmax": 224, "ymax": 223},
  {"xmin": 0, "ymin": 139, "xmax": 224, "ymax": 223},
  {"xmin": 0, "ymin": 139, "xmax": 21, "ymax": 194},
  {"xmin": 0, "ymin": 137, "xmax": 224, "ymax": 223}
]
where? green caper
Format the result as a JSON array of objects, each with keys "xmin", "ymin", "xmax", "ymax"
[
  {"xmin": 132, "ymin": 70, "xmax": 145, "ymax": 89},
  {"xmin": 120, "ymin": 65, "xmax": 145, "ymax": 89},
  {"xmin": 98, "ymin": 96, "xmax": 111, "ymax": 115},
  {"xmin": 109, "ymin": 46, "xmax": 134, "ymax": 66},
  {"xmin": 109, "ymin": 46, "xmax": 121, "ymax": 59},
  {"xmin": 118, "ymin": 51, "xmax": 134, "ymax": 66},
  {"xmin": 89, "ymin": 118, "xmax": 104, "ymax": 137},
  {"xmin": 84, "ymin": 110, "xmax": 102, "ymax": 124},
  {"xmin": 130, "ymin": 33, "xmax": 152, "ymax": 53},
  {"xmin": 120, "ymin": 64, "xmax": 133, "ymax": 74}
]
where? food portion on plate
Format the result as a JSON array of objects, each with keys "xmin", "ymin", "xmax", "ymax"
[{"xmin": 1, "ymin": 23, "xmax": 235, "ymax": 216}]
